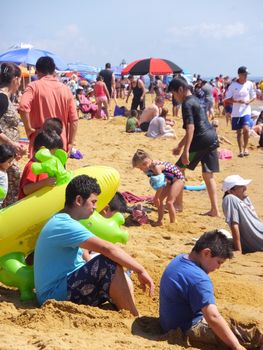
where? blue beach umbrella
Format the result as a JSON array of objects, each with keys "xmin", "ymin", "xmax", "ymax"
[{"xmin": 0, "ymin": 48, "xmax": 67, "ymax": 71}]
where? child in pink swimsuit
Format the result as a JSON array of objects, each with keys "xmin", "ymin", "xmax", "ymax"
[{"xmin": 94, "ymin": 76, "xmax": 110, "ymax": 119}]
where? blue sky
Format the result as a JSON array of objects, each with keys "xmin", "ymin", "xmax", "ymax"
[{"xmin": 1, "ymin": 0, "xmax": 263, "ymax": 77}]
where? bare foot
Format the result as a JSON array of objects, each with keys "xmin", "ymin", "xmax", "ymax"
[
  {"xmin": 174, "ymin": 206, "xmax": 183, "ymax": 213},
  {"xmin": 152, "ymin": 221, "xmax": 163, "ymax": 227},
  {"xmin": 201, "ymin": 210, "xmax": 221, "ymax": 217}
]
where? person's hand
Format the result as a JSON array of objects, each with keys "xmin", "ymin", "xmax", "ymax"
[
  {"xmin": 25, "ymin": 127, "xmax": 36, "ymax": 138},
  {"xmin": 13, "ymin": 142, "xmax": 27, "ymax": 159},
  {"xmin": 181, "ymin": 150, "xmax": 190, "ymax": 165},
  {"xmin": 43, "ymin": 177, "xmax": 57, "ymax": 187},
  {"xmin": 173, "ymin": 146, "xmax": 182, "ymax": 156},
  {"xmin": 140, "ymin": 96, "xmax": 144, "ymax": 101},
  {"xmin": 136, "ymin": 269, "xmax": 155, "ymax": 297}
]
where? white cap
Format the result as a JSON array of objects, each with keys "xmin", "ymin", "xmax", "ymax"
[{"xmin": 222, "ymin": 175, "xmax": 252, "ymax": 193}]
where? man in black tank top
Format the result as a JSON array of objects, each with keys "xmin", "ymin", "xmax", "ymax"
[{"xmin": 99, "ymin": 63, "xmax": 115, "ymax": 98}]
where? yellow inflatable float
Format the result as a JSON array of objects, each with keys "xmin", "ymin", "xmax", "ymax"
[{"xmin": 0, "ymin": 149, "xmax": 125, "ymax": 257}]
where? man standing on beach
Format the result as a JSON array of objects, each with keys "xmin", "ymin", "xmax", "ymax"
[
  {"xmin": 99, "ymin": 63, "xmax": 115, "ymax": 100},
  {"xmin": 19, "ymin": 56, "xmax": 78, "ymax": 157},
  {"xmin": 169, "ymin": 77, "xmax": 220, "ymax": 217},
  {"xmin": 224, "ymin": 66, "xmax": 256, "ymax": 157}
]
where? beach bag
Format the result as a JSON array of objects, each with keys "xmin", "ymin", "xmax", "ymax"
[{"xmin": 114, "ymin": 105, "xmax": 126, "ymax": 116}]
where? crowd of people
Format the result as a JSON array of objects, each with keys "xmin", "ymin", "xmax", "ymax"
[{"xmin": 0, "ymin": 57, "xmax": 263, "ymax": 350}]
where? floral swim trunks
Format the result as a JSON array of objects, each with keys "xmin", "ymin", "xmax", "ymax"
[{"xmin": 67, "ymin": 254, "xmax": 117, "ymax": 306}]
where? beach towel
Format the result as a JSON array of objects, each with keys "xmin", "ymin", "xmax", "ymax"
[{"xmin": 121, "ymin": 191, "xmax": 154, "ymax": 203}]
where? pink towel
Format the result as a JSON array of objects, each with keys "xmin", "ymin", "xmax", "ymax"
[
  {"xmin": 218, "ymin": 149, "xmax": 233, "ymax": 160},
  {"xmin": 121, "ymin": 191, "xmax": 154, "ymax": 203}
]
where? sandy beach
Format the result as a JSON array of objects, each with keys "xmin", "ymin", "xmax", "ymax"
[{"xmin": 0, "ymin": 96, "xmax": 262, "ymax": 350}]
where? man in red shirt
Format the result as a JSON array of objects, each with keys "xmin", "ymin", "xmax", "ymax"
[{"xmin": 19, "ymin": 57, "xmax": 78, "ymax": 157}]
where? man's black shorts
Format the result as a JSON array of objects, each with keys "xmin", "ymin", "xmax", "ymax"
[{"xmin": 176, "ymin": 145, "xmax": 219, "ymax": 173}]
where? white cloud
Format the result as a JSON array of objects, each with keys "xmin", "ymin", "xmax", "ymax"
[{"xmin": 168, "ymin": 22, "xmax": 246, "ymax": 40}]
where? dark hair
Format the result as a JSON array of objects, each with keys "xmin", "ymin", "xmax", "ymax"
[
  {"xmin": 33, "ymin": 130, "xmax": 63, "ymax": 152},
  {"xmin": 132, "ymin": 149, "xmax": 150, "ymax": 167},
  {"xmin": 76, "ymin": 88, "xmax": 83, "ymax": 96},
  {"xmin": 168, "ymin": 77, "xmax": 189, "ymax": 92},
  {"xmin": 96, "ymin": 75, "xmax": 103, "ymax": 81},
  {"xmin": 0, "ymin": 144, "xmax": 16, "ymax": 163},
  {"xmin": 0, "ymin": 63, "xmax": 21, "ymax": 86},
  {"xmin": 105, "ymin": 63, "xmax": 111, "ymax": 69},
  {"xmin": 36, "ymin": 56, "xmax": 55, "ymax": 75},
  {"xmin": 259, "ymin": 132, "xmax": 263, "ymax": 148},
  {"xmin": 256, "ymin": 111, "xmax": 263, "ymax": 125},
  {"xmin": 42, "ymin": 117, "xmax": 63, "ymax": 136},
  {"xmin": 192, "ymin": 230, "xmax": 233, "ymax": 259},
  {"xmin": 108, "ymin": 192, "xmax": 127, "ymax": 213},
  {"xmin": 65, "ymin": 175, "xmax": 101, "ymax": 207},
  {"xmin": 130, "ymin": 109, "xmax": 138, "ymax": 118}
]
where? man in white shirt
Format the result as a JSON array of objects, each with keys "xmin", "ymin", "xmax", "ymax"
[{"xmin": 224, "ymin": 66, "xmax": 256, "ymax": 157}]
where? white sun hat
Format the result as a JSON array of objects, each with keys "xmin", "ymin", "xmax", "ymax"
[{"xmin": 222, "ymin": 175, "xmax": 252, "ymax": 193}]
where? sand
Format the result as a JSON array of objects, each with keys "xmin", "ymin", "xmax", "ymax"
[{"xmin": 0, "ymin": 96, "xmax": 262, "ymax": 350}]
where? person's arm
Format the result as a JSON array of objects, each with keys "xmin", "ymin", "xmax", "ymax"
[
  {"xmin": 19, "ymin": 85, "xmax": 36, "ymax": 137},
  {"xmin": 202, "ymin": 304, "xmax": 246, "ymax": 350},
  {"xmin": 22, "ymin": 177, "xmax": 57, "ymax": 196},
  {"xmin": 126, "ymin": 84, "xmax": 132, "ymax": 103},
  {"xmin": 180, "ymin": 124, "xmax": 194, "ymax": 165},
  {"xmin": 19, "ymin": 110, "xmax": 36, "ymax": 137},
  {"xmin": 245, "ymin": 84, "xmax": 256, "ymax": 105},
  {"xmin": 152, "ymin": 163, "xmax": 165, "ymax": 175},
  {"xmin": 173, "ymin": 135, "xmax": 186, "ymax": 155},
  {"xmin": 0, "ymin": 132, "xmax": 26, "ymax": 157},
  {"xmin": 103, "ymin": 83, "xmax": 110, "ymax": 100},
  {"xmin": 229, "ymin": 222, "xmax": 242, "ymax": 252},
  {"xmin": 111, "ymin": 73, "xmax": 116, "ymax": 98},
  {"xmin": 80, "ymin": 236, "xmax": 155, "ymax": 296},
  {"xmin": 68, "ymin": 120, "xmax": 78, "ymax": 152},
  {"xmin": 159, "ymin": 119, "xmax": 167, "ymax": 135},
  {"xmin": 139, "ymin": 80, "xmax": 146, "ymax": 100}
]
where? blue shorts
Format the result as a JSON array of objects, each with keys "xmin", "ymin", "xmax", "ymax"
[
  {"xmin": 224, "ymin": 105, "xmax": 233, "ymax": 113},
  {"xmin": 232, "ymin": 115, "xmax": 252, "ymax": 130},
  {"xmin": 67, "ymin": 254, "xmax": 117, "ymax": 306}
]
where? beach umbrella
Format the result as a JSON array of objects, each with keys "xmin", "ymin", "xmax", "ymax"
[
  {"xmin": 0, "ymin": 48, "xmax": 67, "ymax": 71},
  {"xmin": 121, "ymin": 58, "xmax": 182, "ymax": 76}
]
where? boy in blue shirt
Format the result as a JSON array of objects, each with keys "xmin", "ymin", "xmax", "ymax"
[
  {"xmin": 34, "ymin": 175, "xmax": 154, "ymax": 316},
  {"xmin": 159, "ymin": 230, "xmax": 262, "ymax": 349}
]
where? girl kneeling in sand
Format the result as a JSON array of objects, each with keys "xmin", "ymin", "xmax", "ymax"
[{"xmin": 132, "ymin": 149, "xmax": 184, "ymax": 226}]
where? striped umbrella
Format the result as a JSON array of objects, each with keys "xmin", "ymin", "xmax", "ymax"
[{"xmin": 122, "ymin": 58, "xmax": 182, "ymax": 76}]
